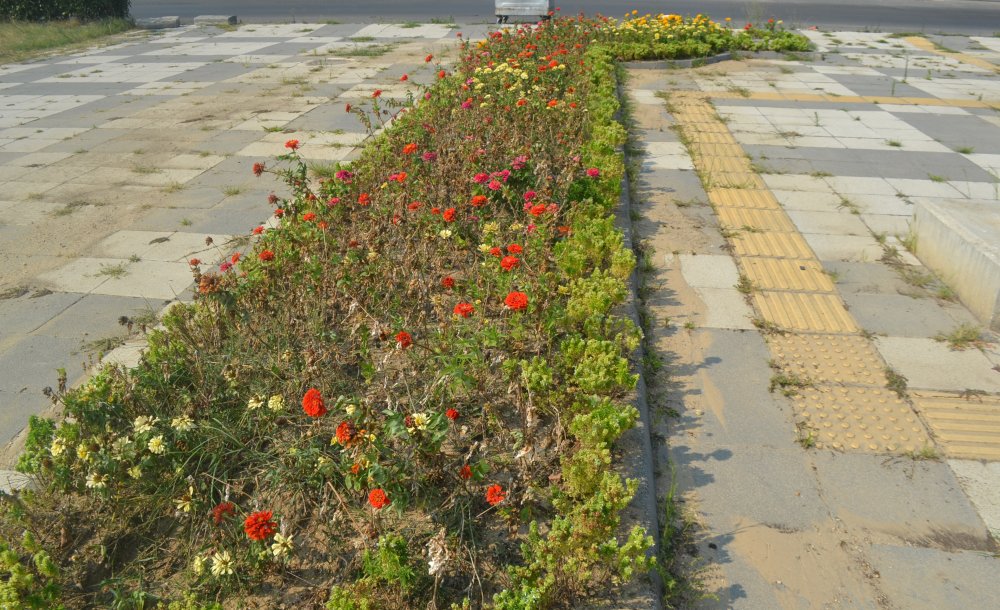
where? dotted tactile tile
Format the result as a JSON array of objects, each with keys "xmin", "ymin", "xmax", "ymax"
[
  {"xmin": 752, "ymin": 291, "xmax": 859, "ymax": 333},
  {"xmin": 795, "ymin": 385, "xmax": 933, "ymax": 453},
  {"xmin": 767, "ymin": 334, "xmax": 887, "ymax": 386},
  {"xmin": 708, "ymin": 189, "xmax": 782, "ymax": 210},
  {"xmin": 913, "ymin": 392, "xmax": 1000, "ymax": 460},
  {"xmin": 717, "ymin": 207, "xmax": 797, "ymax": 232},
  {"xmin": 730, "ymin": 231, "xmax": 816, "ymax": 259},
  {"xmin": 739, "ymin": 258, "xmax": 836, "ymax": 292}
]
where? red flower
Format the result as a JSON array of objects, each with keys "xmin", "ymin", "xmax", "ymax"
[
  {"xmin": 318, "ymin": 221, "xmax": 328, "ymax": 230},
  {"xmin": 252, "ymin": 162, "xmax": 265, "ymax": 176},
  {"xmin": 441, "ymin": 276, "xmax": 455, "ymax": 289},
  {"xmin": 470, "ymin": 195, "xmax": 488, "ymax": 207},
  {"xmin": 516, "ymin": 98, "xmax": 527, "ymax": 107},
  {"xmin": 211, "ymin": 501, "xmax": 235, "ymax": 525},
  {"xmin": 529, "ymin": 203, "xmax": 547, "ymax": 217},
  {"xmin": 442, "ymin": 207, "xmax": 457, "ymax": 222},
  {"xmin": 489, "ymin": 246, "xmax": 502, "ymax": 257},
  {"xmin": 302, "ymin": 388, "xmax": 327, "ymax": 418},
  {"xmin": 408, "ymin": 201, "xmax": 422, "ymax": 211},
  {"xmin": 453, "ymin": 302, "xmax": 474, "ymax": 318},
  {"xmin": 284, "ymin": 139, "xmax": 299, "ymax": 150},
  {"xmin": 485, "ymin": 484, "xmax": 506, "ymax": 506},
  {"xmin": 395, "ymin": 331, "xmax": 412, "ymax": 349},
  {"xmin": 345, "ymin": 103, "xmax": 352, "ymax": 112},
  {"xmin": 189, "ymin": 258, "xmax": 201, "ymax": 266},
  {"xmin": 425, "ymin": 54, "xmax": 433, "ymax": 62},
  {"xmin": 244, "ymin": 510, "xmax": 277, "ymax": 541},
  {"xmin": 446, "ymin": 408, "xmax": 459, "ymax": 421},
  {"xmin": 368, "ymin": 488, "xmax": 390, "ymax": 510},
  {"xmin": 460, "ymin": 465, "xmax": 472, "ymax": 480},
  {"xmin": 547, "ymin": 99, "xmax": 558, "ymax": 108},
  {"xmin": 335, "ymin": 421, "xmax": 356, "ymax": 445},
  {"xmin": 473, "ymin": 173, "xmax": 489, "ymax": 184},
  {"xmin": 274, "ymin": 208, "xmax": 284, "ymax": 217},
  {"xmin": 438, "ymin": 70, "xmax": 446, "ymax": 79},
  {"xmin": 505, "ymin": 291, "xmax": 529, "ymax": 311},
  {"xmin": 302, "ymin": 212, "xmax": 316, "ymax": 222},
  {"xmin": 400, "ymin": 73, "xmax": 408, "ymax": 82},
  {"xmin": 507, "ymin": 244, "xmax": 523, "ymax": 254},
  {"xmin": 500, "ymin": 256, "xmax": 520, "ymax": 271},
  {"xmin": 586, "ymin": 167, "xmax": 600, "ymax": 178},
  {"xmin": 268, "ymin": 193, "xmax": 279, "ymax": 205},
  {"xmin": 358, "ymin": 193, "xmax": 371, "ymax": 206},
  {"xmin": 252, "ymin": 225, "xmax": 264, "ymax": 235},
  {"xmin": 372, "ymin": 89, "xmax": 382, "ymax": 98},
  {"xmin": 351, "ymin": 463, "xmax": 362, "ymax": 474},
  {"xmin": 402, "ymin": 142, "xmax": 418, "ymax": 155},
  {"xmin": 258, "ymin": 249, "xmax": 275, "ymax": 262}
]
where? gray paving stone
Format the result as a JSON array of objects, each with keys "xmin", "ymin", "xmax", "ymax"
[
  {"xmin": 822, "ymin": 260, "xmax": 914, "ymax": 294},
  {"xmin": 874, "ymin": 336, "xmax": 1000, "ymax": 392},
  {"xmin": 159, "ymin": 63, "xmax": 252, "ymax": 82},
  {"xmin": 0, "ymin": 334, "xmax": 83, "ymax": 442},
  {"xmin": 35, "ymin": 294, "xmax": 162, "ymax": 340},
  {"xmin": 897, "ymin": 113, "xmax": 1000, "ymax": 154},
  {"xmin": 844, "ymin": 293, "xmax": 979, "ymax": 338},
  {"xmin": 809, "ymin": 452, "xmax": 993, "ymax": 551},
  {"xmin": 948, "ymin": 459, "xmax": 1000, "ymax": 537},
  {"xmin": 0, "ymin": 291, "xmax": 80, "ymax": 341},
  {"xmin": 788, "ymin": 209, "xmax": 872, "ymax": 236},
  {"xmin": 827, "ymin": 74, "xmax": 927, "ymax": 97},
  {"xmin": 868, "ymin": 545, "xmax": 1000, "ymax": 609}
]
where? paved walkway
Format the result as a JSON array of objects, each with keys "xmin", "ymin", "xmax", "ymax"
[
  {"xmin": 0, "ymin": 22, "xmax": 491, "ymax": 452},
  {"xmin": 3, "ymin": 21, "xmax": 1000, "ymax": 609},
  {"xmin": 629, "ymin": 30, "xmax": 1000, "ymax": 608}
]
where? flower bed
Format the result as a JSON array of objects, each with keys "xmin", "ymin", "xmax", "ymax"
[{"xmin": 1, "ymin": 14, "xmax": 810, "ymax": 609}]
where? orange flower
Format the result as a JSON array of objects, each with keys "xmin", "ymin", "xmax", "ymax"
[
  {"xmin": 402, "ymin": 143, "xmax": 418, "ymax": 155},
  {"xmin": 442, "ymin": 207, "xmax": 456, "ymax": 222},
  {"xmin": 460, "ymin": 465, "xmax": 472, "ymax": 480},
  {"xmin": 258, "ymin": 250, "xmax": 275, "ymax": 262},
  {"xmin": 453, "ymin": 302, "xmax": 474, "ymax": 318},
  {"xmin": 358, "ymin": 193, "xmax": 371, "ymax": 206},
  {"xmin": 335, "ymin": 421, "xmax": 355, "ymax": 445},
  {"xmin": 368, "ymin": 488, "xmax": 390, "ymax": 510},
  {"xmin": 395, "ymin": 331, "xmax": 412, "ymax": 349},
  {"xmin": 400, "ymin": 73, "xmax": 408, "ymax": 82},
  {"xmin": 284, "ymin": 139, "xmax": 299, "ymax": 150},
  {"xmin": 485, "ymin": 484, "xmax": 506, "ymax": 506},
  {"xmin": 302, "ymin": 388, "xmax": 327, "ymax": 418},
  {"xmin": 547, "ymin": 99, "xmax": 558, "ymax": 108},
  {"xmin": 500, "ymin": 256, "xmax": 520, "ymax": 271},
  {"xmin": 470, "ymin": 195, "xmax": 488, "ymax": 207},
  {"xmin": 244, "ymin": 510, "xmax": 277, "ymax": 541},
  {"xmin": 505, "ymin": 291, "xmax": 528, "ymax": 311},
  {"xmin": 516, "ymin": 98, "xmax": 527, "ymax": 107}
]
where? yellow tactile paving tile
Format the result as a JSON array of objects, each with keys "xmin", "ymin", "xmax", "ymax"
[
  {"xmin": 752, "ymin": 291, "xmax": 858, "ymax": 332},
  {"xmin": 687, "ymin": 142, "xmax": 746, "ymax": 158},
  {"xmin": 716, "ymin": 207, "xmax": 796, "ymax": 232},
  {"xmin": 705, "ymin": 91, "xmax": 996, "ymax": 109},
  {"xmin": 912, "ymin": 391, "xmax": 1000, "ymax": 460},
  {"xmin": 739, "ymin": 258, "xmax": 836, "ymax": 292},
  {"xmin": 708, "ymin": 189, "xmax": 781, "ymax": 210},
  {"xmin": 682, "ymin": 122, "xmax": 732, "ymax": 134},
  {"xmin": 699, "ymin": 156, "xmax": 753, "ymax": 173},
  {"xmin": 706, "ymin": 171, "xmax": 765, "ymax": 189},
  {"xmin": 730, "ymin": 230, "xmax": 815, "ymax": 259},
  {"xmin": 767, "ymin": 334, "xmax": 887, "ymax": 386},
  {"xmin": 902, "ymin": 36, "xmax": 999, "ymax": 73},
  {"xmin": 794, "ymin": 385, "xmax": 933, "ymax": 453},
  {"xmin": 685, "ymin": 131, "xmax": 738, "ymax": 144}
]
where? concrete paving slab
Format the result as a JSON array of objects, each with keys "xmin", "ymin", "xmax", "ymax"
[
  {"xmin": 676, "ymin": 254, "xmax": 742, "ymax": 289},
  {"xmin": 88, "ymin": 260, "xmax": 192, "ymax": 300},
  {"xmin": 693, "ymin": 288, "xmax": 757, "ymax": 330},
  {"xmin": 0, "ymin": 291, "xmax": 80, "ymax": 341},
  {"xmin": 35, "ymin": 258, "xmax": 111, "ymax": 294},
  {"xmin": 844, "ymin": 293, "xmax": 979, "ymax": 338},
  {"xmin": 947, "ymin": 459, "xmax": 1000, "ymax": 536},
  {"xmin": 874, "ymin": 336, "xmax": 1000, "ymax": 393},
  {"xmin": 787, "ymin": 209, "xmax": 872, "ymax": 236},
  {"xmin": 34, "ymin": 293, "xmax": 158, "ymax": 340},
  {"xmin": 868, "ymin": 545, "xmax": 1000, "ymax": 609}
]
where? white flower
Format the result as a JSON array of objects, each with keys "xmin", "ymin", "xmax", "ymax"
[
  {"xmin": 247, "ymin": 395, "xmax": 264, "ymax": 410},
  {"xmin": 345, "ymin": 404, "xmax": 356, "ymax": 416},
  {"xmin": 49, "ymin": 437, "xmax": 66, "ymax": 457},
  {"xmin": 171, "ymin": 415, "xmax": 195, "ymax": 432},
  {"xmin": 128, "ymin": 465, "xmax": 142, "ymax": 479},
  {"xmin": 174, "ymin": 486, "xmax": 194, "ymax": 513},
  {"xmin": 439, "ymin": 229, "xmax": 452, "ymax": 239},
  {"xmin": 210, "ymin": 550, "xmax": 234, "ymax": 577},
  {"xmin": 478, "ymin": 243, "xmax": 492, "ymax": 253},
  {"xmin": 133, "ymin": 416, "xmax": 157, "ymax": 434},
  {"xmin": 192, "ymin": 555, "xmax": 206, "ymax": 576},
  {"xmin": 85, "ymin": 472, "xmax": 107, "ymax": 489},
  {"xmin": 267, "ymin": 395, "xmax": 285, "ymax": 412},
  {"xmin": 271, "ymin": 533, "xmax": 294, "ymax": 558},
  {"xmin": 111, "ymin": 435, "xmax": 131, "ymax": 454},
  {"xmin": 147, "ymin": 435, "xmax": 166, "ymax": 455},
  {"xmin": 76, "ymin": 444, "xmax": 91, "ymax": 462}
]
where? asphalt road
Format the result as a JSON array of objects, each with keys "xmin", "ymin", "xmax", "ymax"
[{"xmin": 130, "ymin": 0, "xmax": 1000, "ymax": 35}]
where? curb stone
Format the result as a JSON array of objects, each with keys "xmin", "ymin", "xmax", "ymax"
[
  {"xmin": 135, "ymin": 16, "xmax": 181, "ymax": 30},
  {"xmin": 622, "ymin": 51, "xmax": 731, "ymax": 71},
  {"xmin": 193, "ymin": 15, "xmax": 238, "ymax": 26}
]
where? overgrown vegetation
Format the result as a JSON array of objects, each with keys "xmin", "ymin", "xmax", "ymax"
[
  {"xmin": 1, "ymin": 14, "xmax": 811, "ymax": 609},
  {"xmin": 0, "ymin": 18, "xmax": 132, "ymax": 64}
]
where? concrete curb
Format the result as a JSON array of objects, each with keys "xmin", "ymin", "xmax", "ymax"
[
  {"xmin": 194, "ymin": 15, "xmax": 238, "ymax": 26},
  {"xmin": 135, "ymin": 16, "xmax": 180, "ymax": 30},
  {"xmin": 622, "ymin": 51, "xmax": 731, "ymax": 70}
]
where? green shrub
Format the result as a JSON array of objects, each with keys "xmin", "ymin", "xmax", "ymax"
[{"xmin": 0, "ymin": 0, "xmax": 130, "ymax": 21}]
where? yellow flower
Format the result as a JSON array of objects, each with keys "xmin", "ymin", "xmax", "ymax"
[
  {"xmin": 439, "ymin": 229, "xmax": 452, "ymax": 239},
  {"xmin": 50, "ymin": 437, "xmax": 66, "ymax": 457},
  {"xmin": 271, "ymin": 533, "xmax": 294, "ymax": 558},
  {"xmin": 147, "ymin": 435, "xmax": 166, "ymax": 455},
  {"xmin": 175, "ymin": 486, "xmax": 194, "ymax": 513},
  {"xmin": 76, "ymin": 444, "xmax": 91, "ymax": 462},
  {"xmin": 128, "ymin": 465, "xmax": 142, "ymax": 479},
  {"xmin": 192, "ymin": 555, "xmax": 205, "ymax": 576},
  {"xmin": 210, "ymin": 550, "xmax": 234, "ymax": 577},
  {"xmin": 247, "ymin": 395, "xmax": 264, "ymax": 410},
  {"xmin": 85, "ymin": 472, "xmax": 106, "ymax": 489},
  {"xmin": 171, "ymin": 415, "xmax": 195, "ymax": 432},
  {"xmin": 268, "ymin": 395, "xmax": 285, "ymax": 412},
  {"xmin": 133, "ymin": 416, "xmax": 157, "ymax": 434}
]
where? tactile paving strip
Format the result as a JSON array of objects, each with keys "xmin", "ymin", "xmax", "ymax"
[
  {"xmin": 729, "ymin": 231, "xmax": 815, "ymax": 259},
  {"xmin": 739, "ymin": 258, "xmax": 835, "ymax": 293},
  {"xmin": 912, "ymin": 392, "xmax": 1000, "ymax": 460},
  {"xmin": 752, "ymin": 292, "xmax": 859, "ymax": 332},
  {"xmin": 902, "ymin": 36, "xmax": 999, "ymax": 74},
  {"xmin": 708, "ymin": 189, "xmax": 782, "ymax": 210},
  {"xmin": 794, "ymin": 385, "xmax": 933, "ymax": 453},
  {"xmin": 767, "ymin": 334, "xmax": 886, "ymax": 386},
  {"xmin": 716, "ymin": 207, "xmax": 797, "ymax": 232}
]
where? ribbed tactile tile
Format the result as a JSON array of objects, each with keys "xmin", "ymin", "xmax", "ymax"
[
  {"xmin": 699, "ymin": 156, "xmax": 753, "ymax": 173},
  {"xmin": 717, "ymin": 207, "xmax": 797, "ymax": 232},
  {"xmin": 752, "ymin": 291, "xmax": 859, "ymax": 332},
  {"xmin": 767, "ymin": 334, "xmax": 887, "ymax": 386},
  {"xmin": 795, "ymin": 385, "xmax": 933, "ymax": 453},
  {"xmin": 730, "ymin": 231, "xmax": 816, "ymax": 259},
  {"xmin": 708, "ymin": 189, "xmax": 782, "ymax": 210},
  {"xmin": 913, "ymin": 392, "xmax": 1000, "ymax": 460},
  {"xmin": 688, "ymin": 142, "xmax": 746, "ymax": 158},
  {"xmin": 739, "ymin": 258, "xmax": 836, "ymax": 292}
]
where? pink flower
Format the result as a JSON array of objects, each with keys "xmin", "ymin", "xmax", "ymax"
[
  {"xmin": 473, "ymin": 173, "xmax": 489, "ymax": 184},
  {"xmin": 586, "ymin": 168, "xmax": 600, "ymax": 178},
  {"xmin": 422, "ymin": 151, "xmax": 438, "ymax": 162},
  {"xmin": 523, "ymin": 190, "xmax": 536, "ymax": 202},
  {"xmin": 488, "ymin": 180, "xmax": 502, "ymax": 191}
]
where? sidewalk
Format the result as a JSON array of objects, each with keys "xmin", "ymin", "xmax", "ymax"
[
  {"xmin": 627, "ymin": 30, "xmax": 1000, "ymax": 608},
  {"xmin": 0, "ymin": 22, "xmax": 488, "ymax": 455}
]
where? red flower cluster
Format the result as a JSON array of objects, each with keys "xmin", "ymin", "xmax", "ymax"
[
  {"xmin": 369, "ymin": 488, "xmax": 390, "ymax": 510},
  {"xmin": 258, "ymin": 250, "xmax": 275, "ymax": 262},
  {"xmin": 500, "ymin": 256, "xmax": 520, "ymax": 271},
  {"xmin": 528, "ymin": 203, "xmax": 547, "ymax": 217},
  {"xmin": 505, "ymin": 291, "xmax": 529, "ymax": 311},
  {"xmin": 586, "ymin": 167, "xmax": 600, "ymax": 178},
  {"xmin": 302, "ymin": 388, "xmax": 327, "ymax": 418},
  {"xmin": 335, "ymin": 421, "xmax": 356, "ymax": 445},
  {"xmin": 211, "ymin": 501, "xmax": 235, "ymax": 525},
  {"xmin": 396, "ymin": 331, "xmax": 412, "ymax": 349},
  {"xmin": 244, "ymin": 510, "xmax": 277, "ymax": 541},
  {"xmin": 454, "ymin": 302, "xmax": 474, "ymax": 318},
  {"xmin": 485, "ymin": 484, "xmax": 506, "ymax": 506}
]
